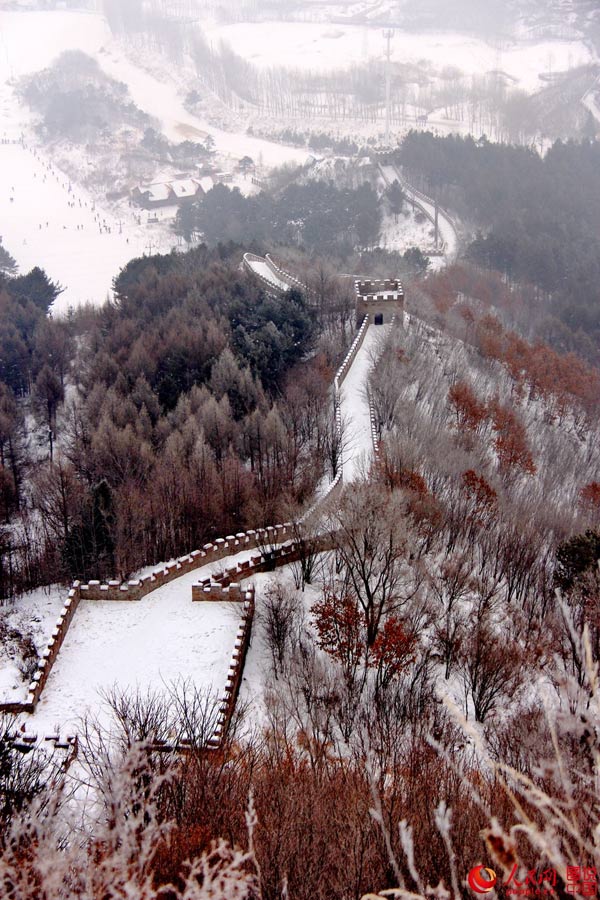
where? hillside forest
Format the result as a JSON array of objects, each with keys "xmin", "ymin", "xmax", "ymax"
[{"xmin": 3, "ymin": 128, "xmax": 600, "ymax": 899}]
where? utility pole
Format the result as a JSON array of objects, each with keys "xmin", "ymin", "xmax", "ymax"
[{"xmin": 383, "ymin": 29, "xmax": 394, "ymax": 147}]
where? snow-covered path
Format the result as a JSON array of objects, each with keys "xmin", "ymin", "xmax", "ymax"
[
  {"xmin": 406, "ymin": 185, "xmax": 458, "ymax": 260},
  {"xmin": 340, "ymin": 325, "xmax": 389, "ymax": 482},
  {"xmin": 25, "ymin": 548, "xmax": 263, "ymax": 734},
  {"xmin": 245, "ymin": 256, "xmax": 291, "ymax": 291}
]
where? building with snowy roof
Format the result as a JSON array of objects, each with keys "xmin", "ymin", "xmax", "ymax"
[
  {"xmin": 132, "ymin": 178, "xmax": 204, "ymax": 209},
  {"xmin": 170, "ymin": 179, "xmax": 203, "ymax": 202}
]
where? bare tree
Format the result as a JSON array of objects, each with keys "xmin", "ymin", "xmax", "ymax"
[
  {"xmin": 329, "ymin": 485, "xmax": 423, "ymax": 647},
  {"xmin": 430, "ymin": 553, "xmax": 475, "ymax": 679},
  {"xmin": 459, "ymin": 618, "xmax": 525, "ymax": 722},
  {"xmin": 262, "ymin": 579, "xmax": 303, "ymax": 678}
]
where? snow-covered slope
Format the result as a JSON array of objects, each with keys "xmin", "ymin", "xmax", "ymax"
[
  {"xmin": 0, "ymin": 9, "xmax": 311, "ymax": 312},
  {"xmin": 202, "ymin": 19, "xmax": 594, "ymax": 92},
  {"xmin": 0, "ymin": 143, "xmax": 173, "ymax": 312}
]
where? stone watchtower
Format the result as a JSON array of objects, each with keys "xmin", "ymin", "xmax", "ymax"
[{"xmin": 355, "ymin": 278, "xmax": 404, "ymax": 326}]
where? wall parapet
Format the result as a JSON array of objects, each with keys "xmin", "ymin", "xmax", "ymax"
[
  {"xmin": 208, "ymin": 587, "xmax": 255, "ymax": 747},
  {"xmin": 0, "ymin": 585, "xmax": 82, "ymax": 716},
  {"xmin": 334, "ymin": 314, "xmax": 370, "ymax": 394},
  {"xmin": 192, "ymin": 533, "xmax": 336, "ymax": 600},
  {"xmin": 301, "ymin": 316, "xmax": 370, "ymax": 524},
  {"xmin": 80, "ymin": 524, "xmax": 294, "ymax": 602},
  {"xmin": 264, "ymin": 254, "xmax": 313, "ymax": 295},
  {"xmin": 0, "ymin": 524, "xmax": 295, "ymax": 717}
]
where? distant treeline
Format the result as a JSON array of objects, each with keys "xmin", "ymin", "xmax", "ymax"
[
  {"xmin": 398, "ymin": 132, "xmax": 600, "ymax": 361},
  {"xmin": 175, "ymin": 181, "xmax": 382, "ymax": 253},
  {"xmin": 246, "ymin": 126, "xmax": 362, "ymax": 156}
]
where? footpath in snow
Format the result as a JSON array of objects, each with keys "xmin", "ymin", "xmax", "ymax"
[{"xmin": 339, "ymin": 325, "xmax": 390, "ymax": 482}]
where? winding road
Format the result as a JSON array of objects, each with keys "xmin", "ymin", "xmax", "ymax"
[{"xmin": 379, "ymin": 162, "xmax": 459, "ymax": 262}]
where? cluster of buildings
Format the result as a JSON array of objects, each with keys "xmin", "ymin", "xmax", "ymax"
[
  {"xmin": 131, "ymin": 171, "xmax": 234, "ymax": 210},
  {"xmin": 130, "ymin": 153, "xmax": 260, "ymax": 210},
  {"xmin": 132, "ymin": 176, "xmax": 210, "ymax": 210}
]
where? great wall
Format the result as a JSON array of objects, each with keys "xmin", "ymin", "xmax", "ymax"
[{"xmin": 4, "ymin": 256, "xmax": 405, "ymax": 758}]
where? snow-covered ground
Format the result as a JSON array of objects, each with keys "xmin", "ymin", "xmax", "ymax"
[
  {"xmin": 19, "ymin": 547, "xmax": 273, "ymax": 734},
  {"xmin": 96, "ymin": 46, "xmax": 311, "ymax": 169},
  {"xmin": 406, "ymin": 188, "xmax": 458, "ymax": 261},
  {"xmin": 0, "ymin": 142, "xmax": 175, "ymax": 312},
  {"xmin": 203, "ymin": 20, "xmax": 594, "ymax": 93},
  {"xmin": 340, "ymin": 325, "xmax": 390, "ymax": 482},
  {"xmin": 380, "ymin": 162, "xmax": 458, "ymax": 263},
  {"xmin": 379, "ymin": 207, "xmax": 437, "ymax": 255},
  {"xmin": 0, "ymin": 9, "xmax": 313, "ymax": 312},
  {"xmin": 0, "ymin": 585, "xmax": 65, "ymax": 704},
  {"xmin": 24, "ymin": 578, "xmax": 243, "ymax": 735},
  {"xmin": 238, "ymin": 567, "xmax": 323, "ymax": 731},
  {"xmin": 0, "ymin": 11, "xmax": 312, "ymax": 169},
  {"xmin": 0, "ymin": 10, "xmax": 108, "ymax": 82}
]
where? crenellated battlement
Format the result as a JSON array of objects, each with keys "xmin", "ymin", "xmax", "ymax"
[
  {"xmin": 191, "ymin": 534, "xmax": 335, "ymax": 600},
  {"xmin": 0, "ymin": 524, "xmax": 295, "ymax": 718},
  {"xmin": 355, "ymin": 278, "xmax": 403, "ymax": 297},
  {"xmin": 78, "ymin": 524, "xmax": 295, "ymax": 602},
  {"xmin": 355, "ymin": 278, "xmax": 404, "ymax": 325}
]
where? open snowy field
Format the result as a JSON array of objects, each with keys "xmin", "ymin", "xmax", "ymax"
[
  {"xmin": 0, "ymin": 9, "xmax": 109, "ymax": 81},
  {"xmin": 0, "ymin": 9, "xmax": 313, "ymax": 310},
  {"xmin": 0, "ymin": 142, "xmax": 174, "ymax": 312},
  {"xmin": 0, "ymin": 10, "xmax": 312, "ymax": 168},
  {"xmin": 203, "ymin": 21, "xmax": 595, "ymax": 92}
]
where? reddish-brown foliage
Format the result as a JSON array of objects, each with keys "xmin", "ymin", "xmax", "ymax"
[
  {"xmin": 311, "ymin": 591, "xmax": 364, "ymax": 671},
  {"xmin": 370, "ymin": 616, "xmax": 417, "ymax": 687},
  {"xmin": 424, "ymin": 265, "xmax": 600, "ymax": 421},
  {"xmin": 580, "ymin": 482, "xmax": 600, "ymax": 513},
  {"xmin": 462, "ymin": 470, "xmax": 498, "ymax": 516},
  {"xmin": 489, "ymin": 399, "xmax": 536, "ymax": 477},
  {"xmin": 448, "ymin": 380, "xmax": 488, "ymax": 433}
]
